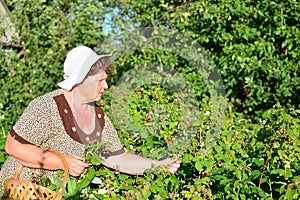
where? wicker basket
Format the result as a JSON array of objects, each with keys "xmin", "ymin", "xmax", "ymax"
[{"xmin": 3, "ymin": 148, "xmax": 69, "ymax": 200}]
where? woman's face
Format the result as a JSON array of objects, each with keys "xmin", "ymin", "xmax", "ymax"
[{"xmin": 79, "ymin": 70, "xmax": 108, "ymax": 102}]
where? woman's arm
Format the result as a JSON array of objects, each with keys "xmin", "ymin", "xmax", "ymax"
[
  {"xmin": 5, "ymin": 134, "xmax": 88, "ymax": 176},
  {"xmin": 102, "ymin": 151, "xmax": 180, "ymax": 175}
]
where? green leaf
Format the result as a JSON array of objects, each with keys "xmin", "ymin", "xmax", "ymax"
[
  {"xmin": 182, "ymin": 153, "xmax": 193, "ymax": 163},
  {"xmin": 252, "ymin": 158, "xmax": 265, "ymax": 167},
  {"xmin": 271, "ymin": 169, "xmax": 284, "ymax": 176},
  {"xmin": 79, "ymin": 167, "xmax": 95, "ymax": 190},
  {"xmin": 273, "ymin": 142, "xmax": 280, "ymax": 149},
  {"xmin": 251, "ymin": 170, "xmax": 261, "ymax": 179},
  {"xmin": 93, "ymin": 193, "xmax": 105, "ymax": 199},
  {"xmin": 195, "ymin": 160, "xmax": 203, "ymax": 172}
]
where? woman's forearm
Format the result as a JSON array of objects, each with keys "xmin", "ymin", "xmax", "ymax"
[
  {"xmin": 5, "ymin": 134, "xmax": 63, "ymax": 170},
  {"xmin": 102, "ymin": 152, "xmax": 161, "ymax": 175}
]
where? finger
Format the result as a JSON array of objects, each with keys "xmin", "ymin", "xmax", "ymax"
[
  {"xmin": 70, "ymin": 166, "xmax": 86, "ymax": 176},
  {"xmin": 161, "ymin": 158, "xmax": 177, "ymax": 166},
  {"xmin": 176, "ymin": 159, "xmax": 181, "ymax": 164},
  {"xmin": 169, "ymin": 166, "xmax": 179, "ymax": 172},
  {"xmin": 76, "ymin": 160, "xmax": 89, "ymax": 167},
  {"xmin": 171, "ymin": 163, "xmax": 181, "ymax": 168},
  {"xmin": 75, "ymin": 167, "xmax": 85, "ymax": 175},
  {"xmin": 75, "ymin": 160, "xmax": 88, "ymax": 169},
  {"xmin": 168, "ymin": 167, "xmax": 177, "ymax": 174},
  {"xmin": 70, "ymin": 156, "xmax": 88, "ymax": 166},
  {"xmin": 168, "ymin": 162, "xmax": 180, "ymax": 173},
  {"xmin": 71, "ymin": 171, "xmax": 81, "ymax": 177},
  {"xmin": 171, "ymin": 159, "xmax": 181, "ymax": 164},
  {"xmin": 74, "ymin": 155, "xmax": 85, "ymax": 161}
]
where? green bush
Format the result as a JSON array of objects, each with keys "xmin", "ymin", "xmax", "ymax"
[
  {"xmin": 61, "ymin": 103, "xmax": 300, "ymax": 199},
  {"xmin": 110, "ymin": 0, "xmax": 300, "ymax": 117}
]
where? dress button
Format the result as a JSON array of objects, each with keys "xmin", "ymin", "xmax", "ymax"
[
  {"xmin": 72, "ymin": 127, "xmax": 76, "ymax": 132},
  {"xmin": 86, "ymin": 137, "xmax": 90, "ymax": 142},
  {"xmin": 64, "ymin": 109, "xmax": 68, "ymax": 114},
  {"xmin": 96, "ymin": 132, "xmax": 101, "ymax": 136},
  {"xmin": 97, "ymin": 114, "xmax": 102, "ymax": 118}
]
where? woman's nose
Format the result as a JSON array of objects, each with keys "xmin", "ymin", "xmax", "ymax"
[{"xmin": 103, "ymin": 81, "xmax": 108, "ymax": 89}]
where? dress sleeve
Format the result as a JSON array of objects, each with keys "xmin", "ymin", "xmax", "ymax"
[
  {"xmin": 11, "ymin": 96, "xmax": 53, "ymax": 146},
  {"xmin": 101, "ymin": 114, "xmax": 124, "ymax": 155}
]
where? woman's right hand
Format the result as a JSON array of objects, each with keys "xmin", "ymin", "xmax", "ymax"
[
  {"xmin": 64, "ymin": 154, "xmax": 89, "ymax": 176},
  {"xmin": 5, "ymin": 134, "xmax": 89, "ymax": 175}
]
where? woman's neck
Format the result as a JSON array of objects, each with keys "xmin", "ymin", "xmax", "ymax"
[
  {"xmin": 63, "ymin": 89, "xmax": 95, "ymax": 110},
  {"xmin": 63, "ymin": 89, "xmax": 96, "ymax": 134}
]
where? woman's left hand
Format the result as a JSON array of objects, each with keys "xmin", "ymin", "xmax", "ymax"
[{"xmin": 159, "ymin": 158, "xmax": 181, "ymax": 173}]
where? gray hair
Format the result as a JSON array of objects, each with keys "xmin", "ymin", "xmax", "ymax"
[{"xmin": 86, "ymin": 55, "xmax": 114, "ymax": 76}]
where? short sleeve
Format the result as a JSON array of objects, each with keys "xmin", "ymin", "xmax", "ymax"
[
  {"xmin": 12, "ymin": 96, "xmax": 54, "ymax": 146},
  {"xmin": 101, "ymin": 114, "xmax": 124, "ymax": 154}
]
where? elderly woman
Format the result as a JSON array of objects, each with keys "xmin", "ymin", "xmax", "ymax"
[{"xmin": 0, "ymin": 46, "xmax": 180, "ymax": 196}]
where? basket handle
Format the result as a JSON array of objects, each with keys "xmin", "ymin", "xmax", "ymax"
[{"xmin": 13, "ymin": 148, "xmax": 69, "ymax": 193}]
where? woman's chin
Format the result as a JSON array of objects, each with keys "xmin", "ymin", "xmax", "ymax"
[{"xmin": 95, "ymin": 94, "xmax": 102, "ymax": 101}]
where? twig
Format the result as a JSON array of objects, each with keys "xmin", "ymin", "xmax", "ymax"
[{"xmin": 258, "ymin": 133, "xmax": 279, "ymax": 190}]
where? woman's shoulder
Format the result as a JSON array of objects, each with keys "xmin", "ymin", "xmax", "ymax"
[
  {"xmin": 25, "ymin": 89, "xmax": 63, "ymax": 111},
  {"xmin": 30, "ymin": 89, "xmax": 62, "ymax": 103},
  {"xmin": 35, "ymin": 89, "xmax": 63, "ymax": 100}
]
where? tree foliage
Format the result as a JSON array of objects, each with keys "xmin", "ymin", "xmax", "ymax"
[{"xmin": 108, "ymin": 0, "xmax": 300, "ymax": 116}]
